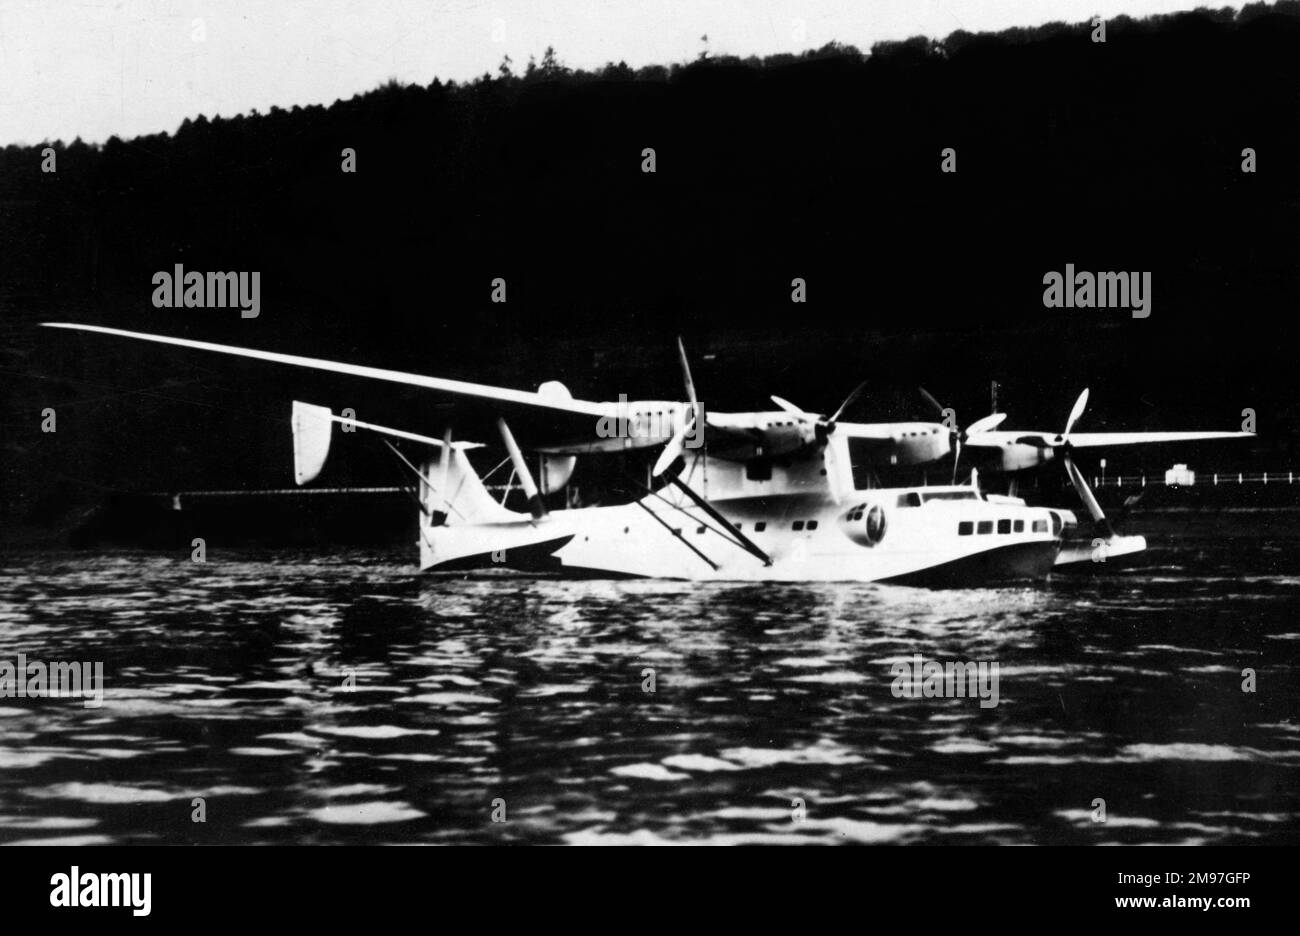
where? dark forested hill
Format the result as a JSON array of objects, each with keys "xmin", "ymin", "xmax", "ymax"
[{"xmin": 3, "ymin": 4, "xmax": 1298, "ymax": 538}]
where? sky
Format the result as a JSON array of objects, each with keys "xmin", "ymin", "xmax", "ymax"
[{"xmin": 0, "ymin": 1, "xmax": 1249, "ymax": 145}]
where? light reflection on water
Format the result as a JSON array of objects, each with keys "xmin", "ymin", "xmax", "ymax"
[{"xmin": 1, "ymin": 539, "xmax": 1297, "ymax": 844}]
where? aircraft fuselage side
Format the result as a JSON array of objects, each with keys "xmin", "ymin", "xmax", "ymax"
[
  {"xmin": 420, "ymin": 437, "xmax": 1067, "ymax": 584},
  {"xmin": 420, "ymin": 484, "xmax": 1066, "ymax": 583}
]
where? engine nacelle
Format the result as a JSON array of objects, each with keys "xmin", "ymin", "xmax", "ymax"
[
  {"xmin": 999, "ymin": 445, "xmax": 1054, "ymax": 472},
  {"xmin": 844, "ymin": 423, "xmax": 950, "ymax": 467},
  {"xmin": 754, "ymin": 422, "xmax": 813, "ymax": 459},
  {"xmin": 889, "ymin": 427, "xmax": 950, "ymax": 466}
]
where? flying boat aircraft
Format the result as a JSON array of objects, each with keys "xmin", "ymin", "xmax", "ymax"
[{"xmin": 42, "ymin": 323, "xmax": 1253, "ymax": 586}]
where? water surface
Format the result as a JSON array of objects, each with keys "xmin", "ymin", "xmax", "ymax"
[{"xmin": 1, "ymin": 534, "xmax": 1297, "ymax": 844}]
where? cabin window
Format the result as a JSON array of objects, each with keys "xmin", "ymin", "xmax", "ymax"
[
  {"xmin": 922, "ymin": 491, "xmax": 977, "ymax": 503},
  {"xmin": 792, "ymin": 520, "xmax": 804, "ymax": 531},
  {"xmin": 997, "ymin": 519, "xmax": 1011, "ymax": 534},
  {"xmin": 958, "ymin": 521, "xmax": 973, "ymax": 536},
  {"xmin": 977, "ymin": 521, "xmax": 993, "ymax": 535},
  {"xmin": 897, "ymin": 492, "xmax": 922, "ymax": 507},
  {"xmin": 1032, "ymin": 519, "xmax": 1048, "ymax": 533},
  {"xmin": 696, "ymin": 526, "xmax": 706, "ymax": 535},
  {"xmin": 806, "ymin": 520, "xmax": 818, "ymax": 531},
  {"xmin": 754, "ymin": 521, "xmax": 767, "ymax": 532},
  {"xmin": 1013, "ymin": 520, "xmax": 1024, "ymax": 533},
  {"xmin": 746, "ymin": 460, "xmax": 772, "ymax": 482}
]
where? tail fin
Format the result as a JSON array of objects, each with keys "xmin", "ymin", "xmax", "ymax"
[{"xmin": 419, "ymin": 448, "xmax": 516, "ymax": 525}]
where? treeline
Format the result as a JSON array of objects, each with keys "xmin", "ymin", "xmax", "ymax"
[{"xmin": 3, "ymin": 4, "xmax": 1299, "ymax": 535}]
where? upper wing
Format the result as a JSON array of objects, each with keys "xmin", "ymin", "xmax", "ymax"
[
  {"xmin": 966, "ymin": 429, "xmax": 1254, "ymax": 449},
  {"xmin": 43, "ymin": 322, "xmax": 608, "ymax": 445}
]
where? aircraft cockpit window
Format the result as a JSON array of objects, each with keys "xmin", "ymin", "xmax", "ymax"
[{"xmin": 897, "ymin": 493, "xmax": 922, "ymax": 507}]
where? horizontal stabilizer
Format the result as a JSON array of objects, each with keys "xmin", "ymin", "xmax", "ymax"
[{"xmin": 291, "ymin": 400, "xmax": 484, "ymax": 486}]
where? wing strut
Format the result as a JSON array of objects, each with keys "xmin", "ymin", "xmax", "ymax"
[
  {"xmin": 667, "ymin": 477, "xmax": 772, "ymax": 566},
  {"xmin": 632, "ymin": 500, "xmax": 718, "ymax": 571},
  {"xmin": 1062, "ymin": 452, "xmax": 1114, "ymax": 539},
  {"xmin": 497, "ymin": 418, "xmax": 547, "ymax": 520}
]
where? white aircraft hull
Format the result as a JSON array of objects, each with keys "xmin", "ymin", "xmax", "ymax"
[{"xmin": 418, "ymin": 489, "xmax": 1065, "ymax": 586}]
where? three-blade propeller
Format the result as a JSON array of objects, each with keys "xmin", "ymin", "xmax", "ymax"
[
  {"xmin": 768, "ymin": 383, "xmax": 867, "ymax": 504},
  {"xmin": 770, "ymin": 381, "xmax": 867, "ymax": 443},
  {"xmin": 918, "ymin": 387, "xmax": 1007, "ymax": 484},
  {"xmin": 1012, "ymin": 387, "xmax": 1091, "ymax": 450},
  {"xmin": 1005, "ymin": 387, "xmax": 1114, "ymax": 534},
  {"xmin": 1053, "ymin": 389, "xmax": 1112, "ymax": 533},
  {"xmin": 651, "ymin": 337, "xmax": 701, "ymax": 480}
]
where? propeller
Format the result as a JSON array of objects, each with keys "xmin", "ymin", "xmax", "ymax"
[
  {"xmin": 770, "ymin": 381, "xmax": 867, "ymax": 443},
  {"xmin": 652, "ymin": 337, "xmax": 701, "ymax": 481},
  {"xmin": 917, "ymin": 387, "xmax": 1007, "ymax": 483},
  {"xmin": 1010, "ymin": 387, "xmax": 1112, "ymax": 536},
  {"xmin": 1064, "ymin": 387, "xmax": 1089, "ymax": 441},
  {"xmin": 768, "ymin": 384, "xmax": 867, "ymax": 504},
  {"xmin": 1014, "ymin": 388, "xmax": 1091, "ymax": 449},
  {"xmin": 1047, "ymin": 388, "xmax": 1116, "ymax": 537},
  {"xmin": 929, "ymin": 385, "xmax": 1116, "ymax": 539}
]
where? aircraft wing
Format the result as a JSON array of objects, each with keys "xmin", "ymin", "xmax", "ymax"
[
  {"xmin": 966, "ymin": 429, "xmax": 1254, "ymax": 449},
  {"xmin": 42, "ymin": 322, "xmax": 608, "ymax": 445}
]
